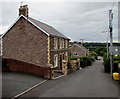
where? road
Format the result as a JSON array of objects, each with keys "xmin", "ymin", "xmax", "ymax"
[
  {"xmin": 2, "ymin": 71, "xmax": 45, "ymax": 98},
  {"xmin": 20, "ymin": 57, "xmax": 119, "ymax": 97}
]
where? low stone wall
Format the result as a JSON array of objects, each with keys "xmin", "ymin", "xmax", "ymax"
[
  {"xmin": 70, "ymin": 60, "xmax": 79, "ymax": 71},
  {"xmin": 2, "ymin": 58, "xmax": 53, "ymax": 79},
  {"xmin": 61, "ymin": 60, "xmax": 80, "ymax": 75}
]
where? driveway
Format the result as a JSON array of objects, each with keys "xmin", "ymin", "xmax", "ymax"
[
  {"xmin": 20, "ymin": 57, "xmax": 119, "ymax": 97},
  {"xmin": 2, "ymin": 71, "xmax": 45, "ymax": 98}
]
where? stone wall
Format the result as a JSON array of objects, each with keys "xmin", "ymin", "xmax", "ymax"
[{"xmin": 2, "ymin": 17, "xmax": 48, "ymax": 67}]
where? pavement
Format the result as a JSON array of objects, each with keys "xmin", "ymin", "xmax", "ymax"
[
  {"xmin": 2, "ymin": 71, "xmax": 45, "ymax": 98},
  {"xmin": 19, "ymin": 57, "xmax": 119, "ymax": 98}
]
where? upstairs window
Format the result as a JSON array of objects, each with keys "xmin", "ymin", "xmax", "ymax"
[
  {"xmin": 59, "ymin": 38, "xmax": 62, "ymax": 49},
  {"xmin": 65, "ymin": 40, "xmax": 68, "ymax": 48},
  {"xmin": 54, "ymin": 37, "xmax": 58, "ymax": 49},
  {"xmin": 62, "ymin": 39, "xmax": 64, "ymax": 48}
]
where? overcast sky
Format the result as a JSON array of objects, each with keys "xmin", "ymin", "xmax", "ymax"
[{"xmin": 0, "ymin": 0, "xmax": 119, "ymax": 42}]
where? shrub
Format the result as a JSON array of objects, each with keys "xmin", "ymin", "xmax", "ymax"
[
  {"xmin": 103, "ymin": 57, "xmax": 110, "ymax": 73},
  {"xmin": 70, "ymin": 57, "xmax": 78, "ymax": 60},
  {"xmin": 90, "ymin": 51, "xmax": 98, "ymax": 60},
  {"xmin": 113, "ymin": 56, "xmax": 120, "ymax": 72},
  {"xmin": 70, "ymin": 56, "xmax": 94, "ymax": 68},
  {"xmin": 80, "ymin": 57, "xmax": 93, "ymax": 67}
]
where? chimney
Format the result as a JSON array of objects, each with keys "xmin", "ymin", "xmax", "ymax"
[{"xmin": 19, "ymin": 5, "xmax": 28, "ymax": 17}]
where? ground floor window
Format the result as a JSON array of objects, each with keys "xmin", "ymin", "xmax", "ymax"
[
  {"xmin": 54, "ymin": 54, "xmax": 58, "ymax": 67},
  {"xmin": 65, "ymin": 52, "xmax": 68, "ymax": 60}
]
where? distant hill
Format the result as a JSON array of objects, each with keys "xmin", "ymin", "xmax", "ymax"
[
  {"xmin": 70, "ymin": 42, "xmax": 120, "ymax": 47},
  {"xmin": 83, "ymin": 42, "xmax": 120, "ymax": 47}
]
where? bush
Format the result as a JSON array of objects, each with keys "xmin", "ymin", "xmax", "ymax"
[
  {"xmin": 70, "ymin": 57, "xmax": 78, "ymax": 60},
  {"xmin": 80, "ymin": 57, "xmax": 93, "ymax": 67},
  {"xmin": 103, "ymin": 57, "xmax": 110, "ymax": 73},
  {"xmin": 113, "ymin": 56, "xmax": 120, "ymax": 72},
  {"xmin": 90, "ymin": 51, "xmax": 98, "ymax": 60},
  {"xmin": 70, "ymin": 56, "xmax": 94, "ymax": 68}
]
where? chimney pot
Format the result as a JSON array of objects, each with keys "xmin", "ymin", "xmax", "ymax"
[{"xmin": 19, "ymin": 5, "xmax": 28, "ymax": 17}]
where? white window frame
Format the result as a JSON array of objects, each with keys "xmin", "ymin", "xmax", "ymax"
[
  {"xmin": 62, "ymin": 39, "xmax": 64, "ymax": 48},
  {"xmin": 59, "ymin": 38, "xmax": 62, "ymax": 49},
  {"xmin": 65, "ymin": 52, "xmax": 68, "ymax": 60},
  {"xmin": 54, "ymin": 37, "xmax": 58, "ymax": 49},
  {"xmin": 65, "ymin": 40, "xmax": 68, "ymax": 48},
  {"xmin": 54, "ymin": 54, "xmax": 58, "ymax": 67}
]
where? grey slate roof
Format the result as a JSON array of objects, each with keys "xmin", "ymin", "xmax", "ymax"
[
  {"xmin": 28, "ymin": 17, "xmax": 69, "ymax": 39},
  {"xmin": 74, "ymin": 44, "xmax": 89, "ymax": 52}
]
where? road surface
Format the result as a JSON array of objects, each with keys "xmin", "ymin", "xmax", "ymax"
[{"xmin": 20, "ymin": 57, "xmax": 119, "ymax": 97}]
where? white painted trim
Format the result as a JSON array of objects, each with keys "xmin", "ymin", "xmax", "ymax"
[
  {"xmin": 22, "ymin": 15, "xmax": 49, "ymax": 36},
  {"xmin": 12, "ymin": 80, "xmax": 47, "ymax": 99},
  {"xmin": 1, "ymin": 15, "xmax": 22, "ymax": 38},
  {"xmin": 1, "ymin": 14, "xmax": 49, "ymax": 38},
  {"xmin": 54, "ymin": 75, "xmax": 65, "ymax": 80}
]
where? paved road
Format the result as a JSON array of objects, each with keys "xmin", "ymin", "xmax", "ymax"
[
  {"xmin": 2, "ymin": 71, "xmax": 45, "ymax": 98},
  {"xmin": 20, "ymin": 58, "xmax": 119, "ymax": 97}
]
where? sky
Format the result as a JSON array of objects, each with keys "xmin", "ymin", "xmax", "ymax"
[{"xmin": 0, "ymin": 0, "xmax": 119, "ymax": 42}]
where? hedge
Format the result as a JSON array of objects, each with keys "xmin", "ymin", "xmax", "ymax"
[
  {"xmin": 103, "ymin": 56, "xmax": 120, "ymax": 73},
  {"xmin": 70, "ymin": 57, "xmax": 94, "ymax": 68}
]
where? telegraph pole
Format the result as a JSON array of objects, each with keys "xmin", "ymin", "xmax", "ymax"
[
  {"xmin": 80, "ymin": 39, "xmax": 85, "ymax": 45},
  {"xmin": 102, "ymin": 30, "xmax": 109, "ymax": 58},
  {"xmin": 109, "ymin": 10, "xmax": 113, "ymax": 75}
]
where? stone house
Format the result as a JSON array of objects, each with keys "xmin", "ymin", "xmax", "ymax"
[
  {"xmin": 70, "ymin": 44, "xmax": 89, "ymax": 58},
  {"xmin": 1, "ymin": 5, "xmax": 70, "ymax": 78}
]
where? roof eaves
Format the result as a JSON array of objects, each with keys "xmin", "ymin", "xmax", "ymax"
[
  {"xmin": 49, "ymin": 34, "xmax": 70, "ymax": 40},
  {"xmin": 22, "ymin": 15, "xmax": 50, "ymax": 36},
  {"xmin": 1, "ymin": 15, "xmax": 50, "ymax": 38},
  {"xmin": 1, "ymin": 15, "xmax": 22, "ymax": 38},
  {"xmin": 71, "ymin": 44, "xmax": 87, "ymax": 52}
]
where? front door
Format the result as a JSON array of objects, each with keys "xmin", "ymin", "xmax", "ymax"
[{"xmin": 60, "ymin": 55, "xmax": 62, "ymax": 69}]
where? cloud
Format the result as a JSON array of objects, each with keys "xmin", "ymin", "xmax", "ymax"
[{"xmin": 0, "ymin": 2, "xmax": 118, "ymax": 42}]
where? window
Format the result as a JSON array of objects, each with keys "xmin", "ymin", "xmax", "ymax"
[
  {"xmin": 54, "ymin": 54, "xmax": 58, "ymax": 67},
  {"xmin": 62, "ymin": 39, "xmax": 64, "ymax": 48},
  {"xmin": 73, "ymin": 52, "xmax": 78, "ymax": 56},
  {"xmin": 59, "ymin": 38, "xmax": 62, "ymax": 49},
  {"xmin": 65, "ymin": 52, "xmax": 68, "ymax": 60},
  {"xmin": 54, "ymin": 37, "xmax": 58, "ymax": 49},
  {"xmin": 59, "ymin": 38, "xmax": 65, "ymax": 49},
  {"xmin": 65, "ymin": 40, "xmax": 68, "ymax": 48}
]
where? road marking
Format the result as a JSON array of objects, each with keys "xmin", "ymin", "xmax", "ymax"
[
  {"xmin": 54, "ymin": 75, "xmax": 65, "ymax": 80},
  {"xmin": 12, "ymin": 80, "xmax": 47, "ymax": 99}
]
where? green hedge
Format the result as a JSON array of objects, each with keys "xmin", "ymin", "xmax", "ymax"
[
  {"xmin": 70, "ymin": 57, "xmax": 94, "ymax": 68},
  {"xmin": 70, "ymin": 57, "xmax": 78, "ymax": 60},
  {"xmin": 90, "ymin": 51, "xmax": 98, "ymax": 60},
  {"xmin": 103, "ymin": 57, "xmax": 110, "ymax": 73},
  {"xmin": 103, "ymin": 56, "xmax": 120, "ymax": 73}
]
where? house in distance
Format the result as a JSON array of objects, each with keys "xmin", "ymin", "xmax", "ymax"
[
  {"xmin": 70, "ymin": 43, "xmax": 89, "ymax": 58},
  {"xmin": 1, "ymin": 5, "xmax": 70, "ymax": 78}
]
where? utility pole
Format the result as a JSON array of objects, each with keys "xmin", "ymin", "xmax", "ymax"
[
  {"xmin": 109, "ymin": 9, "xmax": 113, "ymax": 75},
  {"xmin": 102, "ymin": 30, "xmax": 109, "ymax": 58},
  {"xmin": 106, "ymin": 31, "xmax": 109, "ymax": 58},
  {"xmin": 80, "ymin": 39, "xmax": 85, "ymax": 45}
]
